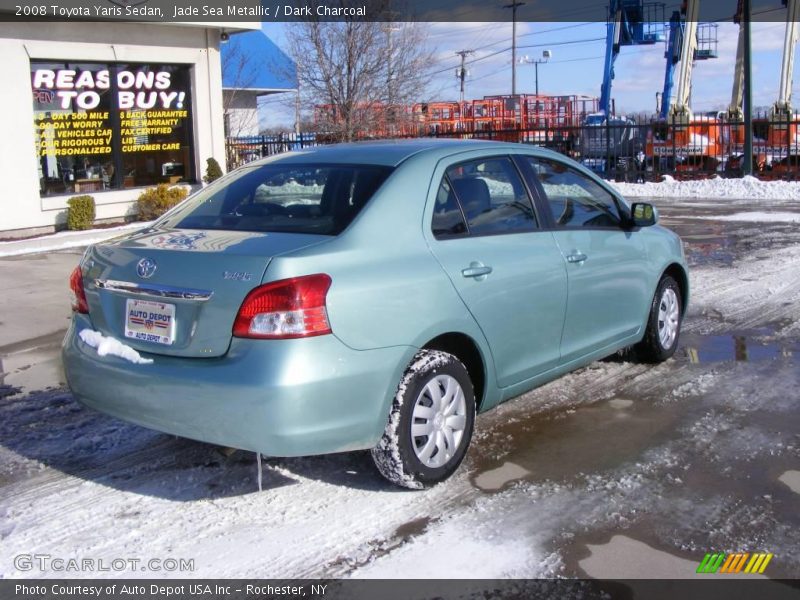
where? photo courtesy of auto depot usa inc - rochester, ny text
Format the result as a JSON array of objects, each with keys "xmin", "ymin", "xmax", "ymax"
[{"xmin": 13, "ymin": 584, "xmax": 330, "ymax": 598}]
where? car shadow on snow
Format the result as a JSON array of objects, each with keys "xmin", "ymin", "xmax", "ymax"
[{"xmin": 0, "ymin": 386, "xmax": 396, "ymax": 500}]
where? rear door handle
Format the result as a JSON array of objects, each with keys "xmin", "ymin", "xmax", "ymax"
[
  {"xmin": 566, "ymin": 252, "xmax": 588, "ymax": 264},
  {"xmin": 461, "ymin": 264, "xmax": 493, "ymax": 279}
]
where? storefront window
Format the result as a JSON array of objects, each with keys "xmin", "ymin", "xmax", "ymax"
[{"xmin": 32, "ymin": 61, "xmax": 195, "ymax": 196}]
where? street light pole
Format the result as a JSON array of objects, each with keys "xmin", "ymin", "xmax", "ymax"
[{"xmin": 520, "ymin": 50, "xmax": 551, "ymax": 96}]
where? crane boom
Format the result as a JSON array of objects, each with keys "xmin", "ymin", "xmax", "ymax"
[
  {"xmin": 668, "ymin": 0, "xmax": 700, "ymax": 121},
  {"xmin": 728, "ymin": 2, "xmax": 746, "ymax": 121},
  {"xmin": 772, "ymin": 0, "xmax": 800, "ymax": 119},
  {"xmin": 660, "ymin": 10, "xmax": 682, "ymax": 119},
  {"xmin": 599, "ymin": 5, "xmax": 624, "ymax": 117}
]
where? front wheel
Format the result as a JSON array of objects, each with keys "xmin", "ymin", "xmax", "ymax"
[
  {"xmin": 635, "ymin": 275, "xmax": 683, "ymax": 363},
  {"xmin": 371, "ymin": 350, "xmax": 475, "ymax": 489}
]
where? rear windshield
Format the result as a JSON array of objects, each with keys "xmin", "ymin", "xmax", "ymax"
[{"xmin": 159, "ymin": 163, "xmax": 394, "ymax": 235}]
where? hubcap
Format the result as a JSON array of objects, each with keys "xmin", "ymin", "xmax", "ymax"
[
  {"xmin": 657, "ymin": 287, "xmax": 680, "ymax": 350},
  {"xmin": 411, "ymin": 374, "xmax": 468, "ymax": 469}
]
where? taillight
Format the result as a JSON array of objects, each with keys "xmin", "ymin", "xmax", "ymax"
[
  {"xmin": 69, "ymin": 266, "xmax": 89, "ymax": 314},
  {"xmin": 233, "ymin": 274, "xmax": 332, "ymax": 339}
]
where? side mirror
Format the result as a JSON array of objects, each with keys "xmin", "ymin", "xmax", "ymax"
[{"xmin": 630, "ymin": 202, "xmax": 658, "ymax": 227}]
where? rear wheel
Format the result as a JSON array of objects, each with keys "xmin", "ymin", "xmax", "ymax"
[
  {"xmin": 635, "ymin": 275, "xmax": 682, "ymax": 362},
  {"xmin": 371, "ymin": 350, "xmax": 475, "ymax": 489}
]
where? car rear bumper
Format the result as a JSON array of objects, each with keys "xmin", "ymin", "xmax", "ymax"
[{"xmin": 62, "ymin": 314, "xmax": 414, "ymax": 457}]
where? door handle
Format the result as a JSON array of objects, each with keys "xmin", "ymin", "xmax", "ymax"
[
  {"xmin": 566, "ymin": 252, "xmax": 588, "ymax": 264},
  {"xmin": 461, "ymin": 264, "xmax": 493, "ymax": 279}
]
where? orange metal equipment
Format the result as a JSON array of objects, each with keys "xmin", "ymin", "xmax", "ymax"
[
  {"xmin": 315, "ymin": 94, "xmax": 600, "ymax": 140},
  {"xmin": 646, "ymin": 115, "xmax": 725, "ymax": 172},
  {"xmin": 413, "ymin": 101, "xmax": 469, "ymax": 134},
  {"xmin": 314, "ymin": 103, "xmax": 416, "ymax": 138}
]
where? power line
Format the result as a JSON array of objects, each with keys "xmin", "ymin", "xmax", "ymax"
[
  {"xmin": 517, "ymin": 36, "xmax": 606, "ymax": 51},
  {"xmin": 425, "ymin": 35, "xmax": 606, "ymax": 79}
]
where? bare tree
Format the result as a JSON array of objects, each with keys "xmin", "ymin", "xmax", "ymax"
[{"xmin": 284, "ymin": 12, "xmax": 436, "ymax": 141}]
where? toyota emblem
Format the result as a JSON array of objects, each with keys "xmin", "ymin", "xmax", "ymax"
[{"xmin": 136, "ymin": 257, "xmax": 157, "ymax": 279}]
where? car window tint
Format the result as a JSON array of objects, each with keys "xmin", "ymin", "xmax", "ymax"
[
  {"xmin": 446, "ymin": 157, "xmax": 537, "ymax": 235},
  {"xmin": 524, "ymin": 158, "xmax": 621, "ymax": 228},
  {"xmin": 160, "ymin": 164, "xmax": 393, "ymax": 236},
  {"xmin": 432, "ymin": 177, "xmax": 468, "ymax": 238}
]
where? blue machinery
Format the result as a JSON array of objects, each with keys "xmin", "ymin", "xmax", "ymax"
[
  {"xmin": 598, "ymin": 1, "xmax": 718, "ymax": 121},
  {"xmin": 599, "ymin": 1, "xmax": 666, "ymax": 119}
]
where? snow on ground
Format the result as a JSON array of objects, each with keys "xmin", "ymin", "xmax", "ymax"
[
  {"xmin": 691, "ymin": 211, "xmax": 800, "ymax": 223},
  {"xmin": 685, "ymin": 237, "xmax": 800, "ymax": 337},
  {"xmin": 610, "ymin": 175, "xmax": 800, "ymax": 200},
  {"xmin": 0, "ymin": 222, "xmax": 152, "ymax": 257}
]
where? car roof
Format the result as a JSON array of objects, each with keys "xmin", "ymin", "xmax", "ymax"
[{"xmin": 252, "ymin": 138, "xmax": 564, "ymax": 168}]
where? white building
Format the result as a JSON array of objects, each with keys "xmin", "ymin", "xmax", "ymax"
[{"xmin": 0, "ymin": 21, "xmax": 258, "ymax": 235}]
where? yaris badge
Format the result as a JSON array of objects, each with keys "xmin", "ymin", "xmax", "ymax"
[{"xmin": 136, "ymin": 258, "xmax": 157, "ymax": 279}]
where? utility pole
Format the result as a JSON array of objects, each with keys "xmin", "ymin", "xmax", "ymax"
[
  {"xmin": 383, "ymin": 23, "xmax": 401, "ymax": 107},
  {"xmin": 503, "ymin": 1, "xmax": 525, "ymax": 95},
  {"xmin": 455, "ymin": 50, "xmax": 474, "ymax": 104},
  {"xmin": 743, "ymin": 0, "xmax": 753, "ymax": 175}
]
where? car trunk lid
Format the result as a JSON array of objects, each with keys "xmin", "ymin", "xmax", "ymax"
[{"xmin": 81, "ymin": 227, "xmax": 329, "ymax": 358}]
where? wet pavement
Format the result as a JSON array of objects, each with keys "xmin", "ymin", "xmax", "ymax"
[{"xmin": 0, "ymin": 197, "xmax": 799, "ymax": 579}]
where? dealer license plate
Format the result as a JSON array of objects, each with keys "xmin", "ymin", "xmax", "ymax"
[{"xmin": 124, "ymin": 298, "xmax": 176, "ymax": 345}]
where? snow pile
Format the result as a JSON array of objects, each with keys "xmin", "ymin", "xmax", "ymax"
[
  {"xmin": 610, "ymin": 175, "xmax": 800, "ymax": 200},
  {"xmin": 78, "ymin": 330, "xmax": 153, "ymax": 365}
]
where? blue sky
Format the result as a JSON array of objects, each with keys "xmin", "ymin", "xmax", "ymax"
[{"xmin": 259, "ymin": 20, "xmax": 797, "ymax": 127}]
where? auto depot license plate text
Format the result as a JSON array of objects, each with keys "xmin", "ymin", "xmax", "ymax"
[{"xmin": 125, "ymin": 298, "xmax": 175, "ymax": 345}]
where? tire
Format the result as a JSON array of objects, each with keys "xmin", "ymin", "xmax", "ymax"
[
  {"xmin": 371, "ymin": 350, "xmax": 476, "ymax": 489},
  {"xmin": 635, "ymin": 275, "xmax": 683, "ymax": 363}
]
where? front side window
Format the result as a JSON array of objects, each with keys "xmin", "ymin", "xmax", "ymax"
[
  {"xmin": 160, "ymin": 164, "xmax": 393, "ymax": 236},
  {"xmin": 524, "ymin": 158, "xmax": 622, "ymax": 228},
  {"xmin": 445, "ymin": 157, "xmax": 537, "ymax": 236}
]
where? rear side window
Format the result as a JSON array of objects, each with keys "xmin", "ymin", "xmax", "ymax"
[
  {"xmin": 432, "ymin": 178, "xmax": 468, "ymax": 238},
  {"xmin": 160, "ymin": 164, "xmax": 393, "ymax": 235},
  {"xmin": 443, "ymin": 157, "xmax": 537, "ymax": 236},
  {"xmin": 524, "ymin": 157, "xmax": 622, "ymax": 228}
]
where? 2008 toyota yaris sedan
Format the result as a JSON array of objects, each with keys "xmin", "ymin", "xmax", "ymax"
[{"xmin": 63, "ymin": 139, "xmax": 688, "ymax": 489}]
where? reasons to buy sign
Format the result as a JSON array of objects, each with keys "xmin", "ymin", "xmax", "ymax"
[
  {"xmin": 32, "ymin": 66, "xmax": 190, "ymax": 157},
  {"xmin": 32, "ymin": 68, "xmax": 186, "ymax": 111}
]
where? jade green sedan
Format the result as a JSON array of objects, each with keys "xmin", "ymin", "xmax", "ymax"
[{"xmin": 62, "ymin": 139, "xmax": 688, "ymax": 489}]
